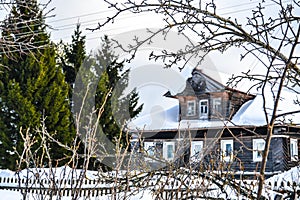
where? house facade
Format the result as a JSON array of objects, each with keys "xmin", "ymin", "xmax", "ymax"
[
  {"xmin": 130, "ymin": 68, "xmax": 300, "ymax": 177},
  {"xmin": 139, "ymin": 125, "xmax": 300, "ymax": 178},
  {"xmin": 164, "ymin": 69, "xmax": 255, "ymax": 121}
]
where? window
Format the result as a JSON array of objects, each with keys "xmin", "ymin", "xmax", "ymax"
[
  {"xmin": 187, "ymin": 101, "xmax": 196, "ymax": 116},
  {"xmin": 213, "ymin": 98, "xmax": 222, "ymax": 115},
  {"xmin": 220, "ymin": 140, "xmax": 233, "ymax": 162},
  {"xmin": 199, "ymin": 99, "xmax": 208, "ymax": 119},
  {"xmin": 163, "ymin": 142, "xmax": 175, "ymax": 160},
  {"xmin": 290, "ymin": 138, "xmax": 298, "ymax": 161},
  {"xmin": 253, "ymin": 139, "xmax": 265, "ymax": 162},
  {"xmin": 144, "ymin": 142, "xmax": 155, "ymax": 156},
  {"xmin": 190, "ymin": 141, "xmax": 203, "ymax": 161}
]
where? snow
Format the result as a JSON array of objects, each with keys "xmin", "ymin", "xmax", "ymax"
[
  {"xmin": 267, "ymin": 166, "xmax": 300, "ymax": 186},
  {"xmin": 129, "ymin": 104, "xmax": 179, "ymax": 130},
  {"xmin": 232, "ymin": 88, "xmax": 300, "ymax": 126},
  {"xmin": 0, "ymin": 167, "xmax": 154, "ymax": 200},
  {"xmin": 1, "ymin": 166, "xmax": 299, "ymax": 199},
  {"xmin": 128, "ymin": 103, "xmax": 234, "ymax": 131},
  {"xmin": 129, "ymin": 81, "xmax": 300, "ymax": 131}
]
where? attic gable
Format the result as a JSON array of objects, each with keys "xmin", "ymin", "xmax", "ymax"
[{"xmin": 173, "ymin": 68, "xmax": 225, "ymax": 96}]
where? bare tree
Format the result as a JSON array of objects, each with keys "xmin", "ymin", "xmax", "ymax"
[
  {"xmin": 0, "ymin": 0, "xmax": 54, "ymax": 62},
  {"xmin": 93, "ymin": 0, "xmax": 300, "ymax": 199}
]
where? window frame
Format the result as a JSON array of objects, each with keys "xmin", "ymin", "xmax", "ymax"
[
  {"xmin": 290, "ymin": 138, "xmax": 298, "ymax": 161},
  {"xmin": 253, "ymin": 139, "xmax": 266, "ymax": 162},
  {"xmin": 163, "ymin": 141, "xmax": 175, "ymax": 161},
  {"xmin": 190, "ymin": 141, "xmax": 204, "ymax": 161},
  {"xmin": 220, "ymin": 139, "xmax": 234, "ymax": 162},
  {"xmin": 144, "ymin": 142, "xmax": 156, "ymax": 157},
  {"xmin": 199, "ymin": 99, "xmax": 209, "ymax": 119},
  {"xmin": 212, "ymin": 98, "xmax": 222, "ymax": 115},
  {"xmin": 187, "ymin": 100, "xmax": 196, "ymax": 116}
]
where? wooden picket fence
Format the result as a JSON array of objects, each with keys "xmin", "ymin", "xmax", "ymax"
[
  {"xmin": 0, "ymin": 176, "xmax": 299, "ymax": 198},
  {"xmin": 0, "ymin": 176, "xmax": 114, "ymax": 197}
]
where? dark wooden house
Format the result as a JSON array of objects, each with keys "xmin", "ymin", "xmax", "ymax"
[
  {"xmin": 137, "ymin": 125, "xmax": 300, "ymax": 178},
  {"xmin": 130, "ymin": 68, "xmax": 300, "ymax": 178},
  {"xmin": 164, "ymin": 68, "xmax": 255, "ymax": 121}
]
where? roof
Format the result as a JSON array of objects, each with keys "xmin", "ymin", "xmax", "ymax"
[
  {"xmin": 166, "ymin": 68, "xmax": 253, "ymax": 97},
  {"xmin": 127, "ymin": 68, "xmax": 299, "ymax": 132},
  {"xmin": 232, "ymin": 88, "xmax": 300, "ymax": 126}
]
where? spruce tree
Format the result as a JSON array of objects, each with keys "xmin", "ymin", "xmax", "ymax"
[
  {"xmin": 94, "ymin": 36, "xmax": 143, "ymax": 146},
  {"xmin": 58, "ymin": 23, "xmax": 89, "ymax": 168},
  {"xmin": 0, "ymin": 0, "xmax": 74, "ymax": 169},
  {"xmin": 61, "ymin": 23, "xmax": 86, "ymax": 89}
]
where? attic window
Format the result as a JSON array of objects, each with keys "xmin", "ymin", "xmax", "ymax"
[
  {"xmin": 290, "ymin": 138, "xmax": 298, "ymax": 161},
  {"xmin": 213, "ymin": 98, "xmax": 222, "ymax": 116},
  {"xmin": 253, "ymin": 139, "xmax": 265, "ymax": 162},
  {"xmin": 199, "ymin": 99, "xmax": 208, "ymax": 119},
  {"xmin": 187, "ymin": 100, "xmax": 196, "ymax": 116}
]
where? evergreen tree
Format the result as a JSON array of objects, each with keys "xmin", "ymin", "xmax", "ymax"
[
  {"xmin": 65, "ymin": 34, "xmax": 143, "ymax": 168},
  {"xmin": 0, "ymin": 0, "xmax": 74, "ymax": 169},
  {"xmin": 60, "ymin": 23, "xmax": 86, "ymax": 89},
  {"xmin": 93, "ymin": 36, "xmax": 143, "ymax": 146}
]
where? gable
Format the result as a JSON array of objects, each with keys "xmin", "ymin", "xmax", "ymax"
[{"xmin": 174, "ymin": 69, "xmax": 225, "ymax": 96}]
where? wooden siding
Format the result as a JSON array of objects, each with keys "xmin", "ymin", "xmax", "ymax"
[
  {"xmin": 137, "ymin": 126, "xmax": 300, "ymax": 177},
  {"xmin": 177, "ymin": 90, "xmax": 253, "ymax": 121}
]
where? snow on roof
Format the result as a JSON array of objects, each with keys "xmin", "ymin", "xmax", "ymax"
[
  {"xmin": 232, "ymin": 87, "xmax": 300, "ymax": 126},
  {"xmin": 129, "ymin": 87, "xmax": 300, "ymax": 131},
  {"xmin": 128, "ymin": 103, "xmax": 234, "ymax": 131},
  {"xmin": 128, "ymin": 104, "xmax": 179, "ymax": 131}
]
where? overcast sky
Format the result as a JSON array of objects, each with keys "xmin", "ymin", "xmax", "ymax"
[
  {"xmin": 3, "ymin": 0, "xmax": 294, "ymax": 122},
  {"xmin": 44, "ymin": 0, "xmax": 267, "ymax": 77},
  {"xmin": 42, "ymin": 0, "xmax": 278, "ymax": 119}
]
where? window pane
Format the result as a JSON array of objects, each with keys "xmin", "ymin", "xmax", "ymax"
[
  {"xmin": 167, "ymin": 145, "xmax": 173, "ymax": 159},
  {"xmin": 191, "ymin": 141, "xmax": 203, "ymax": 161},
  {"xmin": 220, "ymin": 140, "xmax": 233, "ymax": 162},
  {"xmin": 253, "ymin": 139, "xmax": 265, "ymax": 161},
  {"xmin": 213, "ymin": 98, "xmax": 222, "ymax": 114},
  {"xmin": 290, "ymin": 139, "xmax": 298, "ymax": 161},
  {"xmin": 194, "ymin": 144, "xmax": 202, "ymax": 158},
  {"xmin": 225, "ymin": 143, "xmax": 232, "ymax": 156},
  {"xmin": 257, "ymin": 142, "xmax": 264, "ymax": 150},
  {"xmin": 187, "ymin": 101, "xmax": 195, "ymax": 116},
  {"xmin": 200, "ymin": 100, "xmax": 208, "ymax": 116}
]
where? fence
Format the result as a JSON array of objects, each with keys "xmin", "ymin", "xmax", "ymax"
[{"xmin": 0, "ymin": 175, "xmax": 298, "ymax": 198}]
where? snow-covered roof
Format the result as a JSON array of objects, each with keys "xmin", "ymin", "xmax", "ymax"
[
  {"xmin": 232, "ymin": 88, "xmax": 300, "ymax": 126},
  {"xmin": 128, "ymin": 103, "xmax": 235, "ymax": 131},
  {"xmin": 128, "ymin": 87, "xmax": 300, "ymax": 131},
  {"xmin": 128, "ymin": 65, "xmax": 300, "ymax": 131}
]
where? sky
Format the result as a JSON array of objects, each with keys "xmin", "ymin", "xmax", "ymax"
[
  {"xmin": 40, "ymin": 0, "xmax": 300, "ymax": 126},
  {"xmin": 2, "ymin": 0, "xmax": 298, "ymax": 127},
  {"xmin": 43, "ymin": 0, "xmax": 273, "ymax": 78}
]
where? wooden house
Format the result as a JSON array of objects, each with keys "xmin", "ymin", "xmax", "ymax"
[
  {"xmin": 164, "ymin": 68, "xmax": 255, "ymax": 121},
  {"xmin": 130, "ymin": 68, "xmax": 300, "ymax": 178}
]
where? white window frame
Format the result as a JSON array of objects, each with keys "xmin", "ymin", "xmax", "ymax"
[
  {"xmin": 220, "ymin": 140, "xmax": 233, "ymax": 162},
  {"xmin": 290, "ymin": 138, "xmax": 298, "ymax": 161},
  {"xmin": 213, "ymin": 98, "xmax": 222, "ymax": 115},
  {"xmin": 163, "ymin": 141, "xmax": 175, "ymax": 161},
  {"xmin": 199, "ymin": 99, "xmax": 209, "ymax": 119},
  {"xmin": 187, "ymin": 100, "xmax": 196, "ymax": 116},
  {"xmin": 190, "ymin": 141, "xmax": 204, "ymax": 161},
  {"xmin": 144, "ymin": 142, "xmax": 156, "ymax": 157},
  {"xmin": 253, "ymin": 139, "xmax": 265, "ymax": 162}
]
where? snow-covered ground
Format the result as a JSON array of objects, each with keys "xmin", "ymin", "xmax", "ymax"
[{"xmin": 0, "ymin": 166, "xmax": 298, "ymax": 199}]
